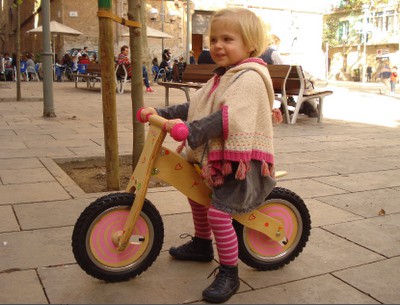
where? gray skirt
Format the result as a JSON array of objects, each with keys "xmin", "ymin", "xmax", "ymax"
[{"xmin": 211, "ymin": 160, "xmax": 276, "ymax": 215}]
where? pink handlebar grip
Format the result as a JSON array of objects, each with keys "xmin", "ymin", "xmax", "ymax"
[
  {"xmin": 136, "ymin": 107, "xmax": 152, "ymax": 123},
  {"xmin": 170, "ymin": 123, "xmax": 189, "ymax": 141}
]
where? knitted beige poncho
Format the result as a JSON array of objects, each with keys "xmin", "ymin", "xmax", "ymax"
[{"xmin": 186, "ymin": 58, "xmax": 275, "ymax": 185}]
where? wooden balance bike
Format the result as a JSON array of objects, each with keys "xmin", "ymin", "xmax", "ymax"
[{"xmin": 72, "ymin": 114, "xmax": 311, "ymax": 282}]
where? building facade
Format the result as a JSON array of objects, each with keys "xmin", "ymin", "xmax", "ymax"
[
  {"xmin": 324, "ymin": 0, "xmax": 400, "ymax": 81},
  {"xmin": 1, "ymin": 0, "xmax": 330, "ymax": 77}
]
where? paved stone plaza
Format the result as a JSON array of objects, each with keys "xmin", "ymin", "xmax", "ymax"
[{"xmin": 0, "ymin": 80, "xmax": 399, "ymax": 304}]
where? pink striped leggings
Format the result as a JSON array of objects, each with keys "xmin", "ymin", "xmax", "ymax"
[{"xmin": 189, "ymin": 199, "xmax": 238, "ymax": 266}]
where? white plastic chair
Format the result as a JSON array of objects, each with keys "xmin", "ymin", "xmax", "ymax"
[
  {"xmin": 27, "ymin": 66, "xmax": 39, "ymax": 81},
  {"xmin": 115, "ymin": 64, "xmax": 129, "ymax": 94},
  {"xmin": 155, "ymin": 68, "xmax": 166, "ymax": 82}
]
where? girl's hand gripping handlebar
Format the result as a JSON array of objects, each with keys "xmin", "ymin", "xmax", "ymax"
[{"xmin": 136, "ymin": 107, "xmax": 189, "ymax": 142}]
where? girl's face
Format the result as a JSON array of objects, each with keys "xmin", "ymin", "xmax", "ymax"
[{"xmin": 210, "ymin": 18, "xmax": 252, "ymax": 67}]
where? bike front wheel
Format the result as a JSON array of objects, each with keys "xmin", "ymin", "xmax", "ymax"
[
  {"xmin": 233, "ymin": 187, "xmax": 311, "ymax": 270},
  {"xmin": 72, "ymin": 192, "xmax": 164, "ymax": 282}
]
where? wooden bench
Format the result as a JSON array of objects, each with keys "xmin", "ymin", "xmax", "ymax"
[
  {"xmin": 267, "ymin": 65, "xmax": 333, "ymax": 124},
  {"xmin": 71, "ymin": 63, "xmax": 102, "ymax": 88},
  {"xmin": 157, "ymin": 64, "xmax": 218, "ymax": 106},
  {"xmin": 284, "ymin": 65, "xmax": 333, "ymax": 124}
]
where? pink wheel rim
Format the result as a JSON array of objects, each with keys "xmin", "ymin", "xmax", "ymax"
[
  {"xmin": 89, "ymin": 208, "xmax": 150, "ymax": 268},
  {"xmin": 245, "ymin": 203, "xmax": 298, "ymax": 257}
]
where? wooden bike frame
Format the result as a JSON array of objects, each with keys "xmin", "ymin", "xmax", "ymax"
[{"xmin": 116, "ymin": 115, "xmax": 288, "ymax": 251}]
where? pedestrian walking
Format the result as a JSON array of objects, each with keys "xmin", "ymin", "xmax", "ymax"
[{"xmin": 390, "ymin": 66, "xmax": 397, "ymax": 95}]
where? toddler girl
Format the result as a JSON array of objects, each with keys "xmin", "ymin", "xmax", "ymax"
[{"xmin": 139, "ymin": 7, "xmax": 276, "ymax": 303}]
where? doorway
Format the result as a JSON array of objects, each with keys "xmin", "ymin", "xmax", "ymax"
[{"xmin": 192, "ymin": 34, "xmax": 203, "ymax": 61}]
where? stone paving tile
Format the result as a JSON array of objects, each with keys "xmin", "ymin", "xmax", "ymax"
[
  {"xmin": 38, "ymin": 254, "xmax": 251, "ymax": 304},
  {"xmin": 0, "ymin": 147, "xmax": 74, "ymax": 159},
  {"xmin": 0, "ymin": 181, "xmax": 70, "ymax": 205},
  {"xmin": 0, "ymin": 141, "xmax": 26, "ymax": 149},
  {"xmin": 67, "ymin": 146, "xmax": 106, "ymax": 156},
  {"xmin": 317, "ymin": 188, "xmax": 400, "ymax": 217},
  {"xmin": 0, "ymin": 129, "xmax": 16, "ymax": 136},
  {"xmin": 0, "ymin": 205, "xmax": 19, "ymax": 233},
  {"xmin": 275, "ymin": 163, "xmax": 337, "ymax": 180},
  {"xmin": 23, "ymin": 138, "xmax": 100, "ymax": 149},
  {"xmin": 147, "ymin": 188, "xmax": 191, "ymax": 216},
  {"xmin": 50, "ymin": 132, "xmax": 103, "ymax": 141},
  {"xmin": 274, "ymin": 138, "xmax": 364, "ymax": 153},
  {"xmin": 162, "ymin": 213, "xmax": 197, "ymax": 252},
  {"xmin": 354, "ymin": 137, "xmax": 400, "ymax": 148},
  {"xmin": 342, "ymin": 145, "xmax": 400, "ymax": 159},
  {"xmin": 306, "ymin": 198, "xmax": 362, "ymax": 227},
  {"xmin": 226, "ymin": 274, "xmax": 378, "ymax": 304},
  {"xmin": 315, "ymin": 169, "xmax": 400, "ymax": 192},
  {"xmin": 275, "ymin": 150, "xmax": 338, "ymax": 165},
  {"xmin": 333, "ymin": 256, "xmax": 400, "ymax": 304},
  {"xmin": 303, "ymin": 134, "xmax": 360, "ymax": 142},
  {"xmin": 323, "ymin": 213, "xmax": 400, "ymax": 257},
  {"xmin": 365, "ymin": 155, "xmax": 400, "ymax": 169},
  {"xmin": 0, "ymin": 157, "xmax": 43, "ymax": 170},
  {"xmin": 354, "ymin": 129, "xmax": 400, "ymax": 139},
  {"xmin": 312, "ymin": 157, "xmax": 398, "ymax": 175},
  {"xmin": 238, "ymin": 228, "xmax": 384, "ymax": 290},
  {"xmin": 277, "ymin": 178, "xmax": 347, "ymax": 199},
  {"xmin": 7, "ymin": 126, "xmax": 43, "ymax": 135},
  {"xmin": 0, "ymin": 167, "xmax": 55, "ymax": 184},
  {"xmin": 13, "ymin": 198, "xmax": 93, "ymax": 230},
  {"xmin": 0, "ymin": 227, "xmax": 74, "ymax": 272},
  {"xmin": 0, "ymin": 270, "xmax": 48, "ymax": 304},
  {"xmin": 0, "ymin": 134, "xmax": 56, "ymax": 142}
]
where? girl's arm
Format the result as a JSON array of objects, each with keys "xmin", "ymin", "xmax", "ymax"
[
  {"xmin": 156, "ymin": 102, "xmax": 189, "ymax": 120},
  {"xmin": 138, "ymin": 102, "xmax": 190, "ymax": 121},
  {"xmin": 185, "ymin": 110, "xmax": 222, "ymax": 149},
  {"xmin": 139, "ymin": 104, "xmax": 223, "ymax": 149}
]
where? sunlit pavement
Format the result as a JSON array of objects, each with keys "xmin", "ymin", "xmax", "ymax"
[{"xmin": 323, "ymin": 81, "xmax": 400, "ymax": 128}]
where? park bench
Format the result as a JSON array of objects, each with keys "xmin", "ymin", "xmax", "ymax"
[
  {"xmin": 157, "ymin": 64, "xmax": 218, "ymax": 106},
  {"xmin": 270, "ymin": 65, "xmax": 333, "ymax": 124},
  {"xmin": 157, "ymin": 64, "xmax": 332, "ymax": 124},
  {"xmin": 71, "ymin": 63, "xmax": 102, "ymax": 89}
]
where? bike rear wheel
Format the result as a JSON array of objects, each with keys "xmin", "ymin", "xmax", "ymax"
[
  {"xmin": 72, "ymin": 192, "xmax": 164, "ymax": 282},
  {"xmin": 233, "ymin": 187, "xmax": 311, "ymax": 270}
]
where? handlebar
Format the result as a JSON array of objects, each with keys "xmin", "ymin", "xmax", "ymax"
[{"xmin": 136, "ymin": 108, "xmax": 189, "ymax": 142}]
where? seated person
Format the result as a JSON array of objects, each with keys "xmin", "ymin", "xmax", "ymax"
[
  {"xmin": 25, "ymin": 53, "xmax": 36, "ymax": 81},
  {"xmin": 178, "ymin": 56, "xmax": 186, "ymax": 81},
  {"xmin": 197, "ymin": 47, "xmax": 215, "ymax": 64},
  {"xmin": 117, "ymin": 45, "xmax": 132, "ymax": 78},
  {"xmin": 159, "ymin": 49, "xmax": 172, "ymax": 81},
  {"xmin": 172, "ymin": 59, "xmax": 180, "ymax": 82},
  {"xmin": 151, "ymin": 57, "xmax": 160, "ymax": 81},
  {"xmin": 4, "ymin": 53, "xmax": 14, "ymax": 81},
  {"xmin": 78, "ymin": 53, "xmax": 91, "ymax": 65},
  {"xmin": 116, "ymin": 45, "xmax": 154, "ymax": 92}
]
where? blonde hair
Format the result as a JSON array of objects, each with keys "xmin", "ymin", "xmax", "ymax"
[
  {"xmin": 268, "ymin": 34, "xmax": 281, "ymax": 47},
  {"xmin": 210, "ymin": 7, "xmax": 268, "ymax": 58}
]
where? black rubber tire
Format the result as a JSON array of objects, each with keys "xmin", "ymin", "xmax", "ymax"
[
  {"xmin": 233, "ymin": 187, "xmax": 311, "ymax": 270},
  {"xmin": 72, "ymin": 192, "xmax": 164, "ymax": 282}
]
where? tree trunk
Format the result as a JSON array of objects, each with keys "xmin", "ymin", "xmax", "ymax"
[
  {"xmin": 127, "ymin": 0, "xmax": 147, "ymax": 170},
  {"xmin": 98, "ymin": 0, "xmax": 120, "ymax": 190},
  {"xmin": 16, "ymin": 2, "xmax": 21, "ymax": 101}
]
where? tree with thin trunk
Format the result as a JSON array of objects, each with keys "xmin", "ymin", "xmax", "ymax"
[{"xmin": 127, "ymin": 0, "xmax": 149, "ymax": 169}]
